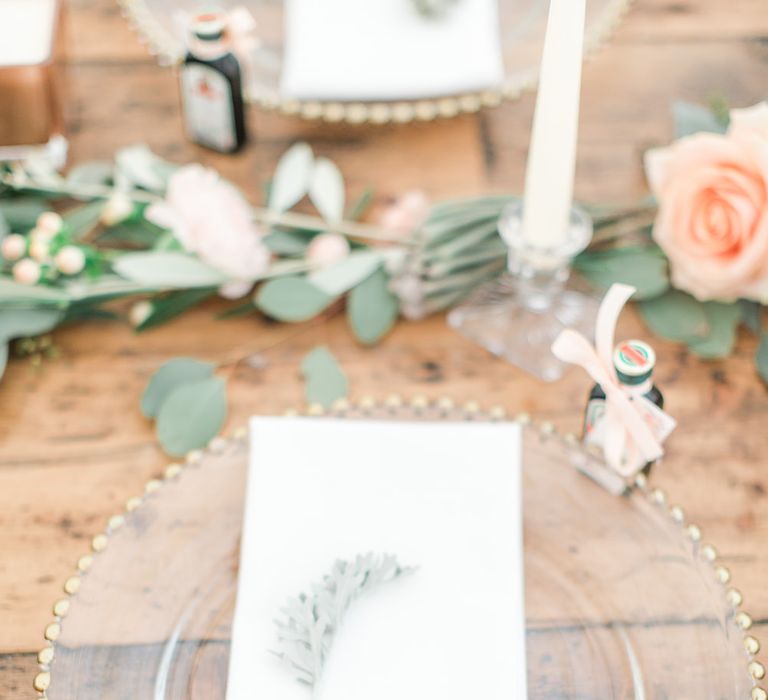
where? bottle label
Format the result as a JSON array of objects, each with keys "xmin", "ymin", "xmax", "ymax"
[
  {"xmin": 584, "ymin": 398, "xmax": 606, "ymax": 451},
  {"xmin": 180, "ymin": 63, "xmax": 236, "ymax": 152}
]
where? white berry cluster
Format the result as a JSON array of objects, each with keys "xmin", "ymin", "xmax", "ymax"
[{"xmin": 1, "ymin": 211, "xmax": 88, "ymax": 285}]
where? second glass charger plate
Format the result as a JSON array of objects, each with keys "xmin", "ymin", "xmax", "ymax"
[{"xmin": 37, "ymin": 399, "xmax": 760, "ymax": 698}]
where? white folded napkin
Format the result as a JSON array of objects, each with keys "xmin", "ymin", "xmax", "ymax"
[
  {"xmin": 280, "ymin": 0, "xmax": 504, "ymax": 101},
  {"xmin": 227, "ymin": 417, "xmax": 527, "ymax": 700}
]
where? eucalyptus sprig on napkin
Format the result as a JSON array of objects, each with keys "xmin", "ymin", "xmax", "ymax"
[{"xmin": 272, "ymin": 553, "xmax": 416, "ymax": 688}]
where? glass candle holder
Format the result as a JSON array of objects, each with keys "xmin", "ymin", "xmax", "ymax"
[
  {"xmin": 0, "ymin": 0, "xmax": 67, "ymax": 167},
  {"xmin": 447, "ymin": 199, "xmax": 599, "ymax": 382}
]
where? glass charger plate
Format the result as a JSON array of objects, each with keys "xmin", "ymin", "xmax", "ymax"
[
  {"xmin": 35, "ymin": 399, "xmax": 762, "ymax": 699},
  {"xmin": 117, "ymin": 0, "xmax": 632, "ymax": 123}
]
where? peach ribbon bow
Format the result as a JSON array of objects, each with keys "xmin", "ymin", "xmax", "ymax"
[{"xmin": 551, "ymin": 283, "xmax": 674, "ymax": 477}]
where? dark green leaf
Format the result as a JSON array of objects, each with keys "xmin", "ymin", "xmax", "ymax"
[
  {"xmin": 0, "ymin": 197, "xmax": 48, "ymax": 231},
  {"xmin": 301, "ymin": 346, "xmax": 348, "ymax": 408},
  {"xmin": 255, "ymin": 276, "xmax": 334, "ymax": 322},
  {"xmin": 98, "ymin": 218, "xmax": 166, "ymax": 248},
  {"xmin": 217, "ymin": 301, "xmax": 256, "ymax": 319},
  {"xmin": 575, "ymin": 247, "xmax": 669, "ymax": 300},
  {"xmin": 757, "ymin": 333, "xmax": 768, "ymax": 384},
  {"xmin": 346, "ymin": 187, "xmax": 375, "ymax": 221},
  {"xmin": 688, "ymin": 302, "xmax": 742, "ymax": 359},
  {"xmin": 155, "ymin": 376, "xmax": 227, "ymax": 456},
  {"xmin": 136, "ymin": 289, "xmax": 215, "ymax": 332},
  {"xmin": 347, "ymin": 268, "xmax": 398, "ymax": 345},
  {"xmin": 141, "ymin": 357, "xmax": 215, "ymax": 418},
  {"xmin": 637, "ymin": 290, "xmax": 709, "ymax": 343},
  {"xmin": 672, "ymin": 101, "xmax": 728, "ymax": 138}
]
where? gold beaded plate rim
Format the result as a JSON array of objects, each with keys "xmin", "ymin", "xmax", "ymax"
[
  {"xmin": 34, "ymin": 396, "xmax": 764, "ymax": 698},
  {"xmin": 116, "ymin": 0, "xmax": 633, "ymax": 124}
]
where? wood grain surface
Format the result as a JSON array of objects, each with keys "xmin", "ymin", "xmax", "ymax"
[{"xmin": 2, "ymin": 0, "xmax": 768, "ymax": 696}]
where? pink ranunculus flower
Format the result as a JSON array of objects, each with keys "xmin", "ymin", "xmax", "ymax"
[
  {"xmin": 378, "ymin": 190, "xmax": 430, "ymax": 238},
  {"xmin": 645, "ymin": 102, "xmax": 768, "ymax": 302},
  {"xmin": 146, "ymin": 164, "xmax": 271, "ymax": 298}
]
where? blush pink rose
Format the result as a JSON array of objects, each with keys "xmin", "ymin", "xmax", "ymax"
[
  {"xmin": 645, "ymin": 102, "xmax": 768, "ymax": 302},
  {"xmin": 146, "ymin": 165, "xmax": 271, "ymax": 298}
]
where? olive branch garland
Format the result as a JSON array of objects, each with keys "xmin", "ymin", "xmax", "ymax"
[{"xmin": 271, "ymin": 553, "xmax": 417, "ymax": 689}]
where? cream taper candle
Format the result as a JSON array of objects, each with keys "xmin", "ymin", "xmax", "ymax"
[{"xmin": 521, "ymin": 0, "xmax": 586, "ymax": 249}]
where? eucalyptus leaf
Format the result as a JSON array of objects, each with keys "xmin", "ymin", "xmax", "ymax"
[
  {"xmin": 575, "ymin": 247, "xmax": 669, "ymax": 300},
  {"xmin": 308, "ymin": 251, "xmax": 382, "ymax": 297},
  {"xmin": 255, "ymin": 276, "xmax": 333, "ymax": 322},
  {"xmin": 113, "ymin": 252, "xmax": 227, "ymax": 288},
  {"xmin": 637, "ymin": 290, "xmax": 709, "ymax": 343},
  {"xmin": 66, "ymin": 161, "xmax": 114, "ymax": 188},
  {"xmin": 688, "ymin": 302, "xmax": 742, "ymax": 359},
  {"xmin": 0, "ymin": 308, "xmax": 63, "ymax": 342},
  {"xmin": 263, "ymin": 229, "xmax": 312, "ymax": 256},
  {"xmin": 757, "ymin": 333, "xmax": 768, "ymax": 384},
  {"xmin": 308, "ymin": 157, "xmax": 345, "ymax": 222},
  {"xmin": 116, "ymin": 144, "xmax": 176, "ymax": 194},
  {"xmin": 63, "ymin": 200, "xmax": 105, "ymax": 237},
  {"xmin": 0, "ymin": 209, "xmax": 9, "ymax": 238},
  {"xmin": 141, "ymin": 357, "xmax": 216, "ymax": 418},
  {"xmin": 0, "ymin": 280, "xmax": 69, "ymax": 305},
  {"xmin": 301, "ymin": 346, "xmax": 348, "ymax": 408},
  {"xmin": 739, "ymin": 299, "xmax": 762, "ymax": 335},
  {"xmin": 0, "ymin": 342, "xmax": 7, "ymax": 381},
  {"xmin": 347, "ymin": 268, "xmax": 399, "ymax": 345},
  {"xmin": 155, "ymin": 376, "xmax": 227, "ymax": 456},
  {"xmin": 269, "ymin": 142, "xmax": 314, "ymax": 213},
  {"xmin": 0, "ymin": 197, "xmax": 48, "ymax": 231},
  {"xmin": 672, "ymin": 101, "xmax": 727, "ymax": 138}
]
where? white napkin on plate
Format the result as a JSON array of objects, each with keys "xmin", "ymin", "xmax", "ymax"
[
  {"xmin": 280, "ymin": 0, "xmax": 504, "ymax": 101},
  {"xmin": 226, "ymin": 417, "xmax": 527, "ymax": 700}
]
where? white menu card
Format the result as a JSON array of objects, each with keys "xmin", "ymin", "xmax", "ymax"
[
  {"xmin": 280, "ymin": 0, "xmax": 504, "ymax": 101},
  {"xmin": 227, "ymin": 417, "xmax": 527, "ymax": 699}
]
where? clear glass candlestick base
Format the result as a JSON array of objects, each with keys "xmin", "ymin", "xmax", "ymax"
[{"xmin": 447, "ymin": 200, "xmax": 599, "ymax": 382}]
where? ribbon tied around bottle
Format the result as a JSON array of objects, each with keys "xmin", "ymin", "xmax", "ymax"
[{"xmin": 551, "ymin": 283, "xmax": 676, "ymax": 477}]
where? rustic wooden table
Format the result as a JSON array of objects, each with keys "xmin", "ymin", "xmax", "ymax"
[{"xmin": 2, "ymin": 0, "xmax": 768, "ymax": 696}]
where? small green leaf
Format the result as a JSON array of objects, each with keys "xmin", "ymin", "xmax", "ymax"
[
  {"xmin": 347, "ymin": 268, "xmax": 398, "ymax": 345},
  {"xmin": 0, "ymin": 197, "xmax": 48, "ymax": 231},
  {"xmin": 301, "ymin": 346, "xmax": 348, "ymax": 408},
  {"xmin": 739, "ymin": 299, "xmax": 762, "ymax": 335},
  {"xmin": 263, "ymin": 229, "xmax": 312, "ymax": 256},
  {"xmin": 269, "ymin": 143, "xmax": 314, "ymax": 213},
  {"xmin": 141, "ymin": 357, "xmax": 215, "ymax": 418},
  {"xmin": 0, "ymin": 308, "xmax": 63, "ymax": 342},
  {"xmin": 255, "ymin": 276, "xmax": 333, "ymax": 322},
  {"xmin": 63, "ymin": 200, "xmax": 105, "ymax": 237},
  {"xmin": 0, "ymin": 209, "xmax": 9, "ymax": 238},
  {"xmin": 156, "ymin": 376, "xmax": 227, "ymax": 456},
  {"xmin": 672, "ymin": 101, "xmax": 727, "ymax": 138},
  {"xmin": 308, "ymin": 157, "xmax": 345, "ymax": 222},
  {"xmin": 575, "ymin": 247, "xmax": 669, "ymax": 300},
  {"xmin": 637, "ymin": 290, "xmax": 709, "ymax": 343},
  {"xmin": 116, "ymin": 144, "xmax": 176, "ymax": 194},
  {"xmin": 113, "ymin": 252, "xmax": 227, "ymax": 288},
  {"xmin": 688, "ymin": 302, "xmax": 742, "ymax": 359},
  {"xmin": 66, "ymin": 161, "xmax": 114, "ymax": 188},
  {"xmin": 308, "ymin": 251, "xmax": 382, "ymax": 297},
  {"xmin": 757, "ymin": 333, "xmax": 768, "ymax": 384},
  {"xmin": 0, "ymin": 280, "xmax": 69, "ymax": 305}
]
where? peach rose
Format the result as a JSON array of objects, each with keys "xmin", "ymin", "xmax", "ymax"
[
  {"xmin": 146, "ymin": 164, "xmax": 271, "ymax": 299},
  {"xmin": 645, "ymin": 102, "xmax": 768, "ymax": 302}
]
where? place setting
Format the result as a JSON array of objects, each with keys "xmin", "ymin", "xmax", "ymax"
[{"xmin": 1, "ymin": 0, "xmax": 767, "ymax": 698}]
